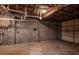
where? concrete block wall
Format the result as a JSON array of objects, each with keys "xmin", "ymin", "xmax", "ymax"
[
  {"xmin": 74, "ymin": 19, "xmax": 79, "ymax": 44},
  {"xmin": 16, "ymin": 20, "xmax": 38, "ymax": 44},
  {"xmin": 39, "ymin": 21, "xmax": 58, "ymax": 41},
  {"xmin": 62, "ymin": 20, "xmax": 74, "ymax": 42},
  {"xmin": 61, "ymin": 19, "xmax": 79, "ymax": 44},
  {"xmin": 0, "ymin": 18, "xmax": 58, "ymax": 45}
]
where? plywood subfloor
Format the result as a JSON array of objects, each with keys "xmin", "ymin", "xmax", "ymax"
[{"xmin": 0, "ymin": 40, "xmax": 79, "ymax": 55}]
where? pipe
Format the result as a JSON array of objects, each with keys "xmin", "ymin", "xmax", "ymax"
[
  {"xmin": 7, "ymin": 6, "xmax": 40, "ymax": 19},
  {"xmin": 0, "ymin": 5, "xmax": 7, "ymax": 13},
  {"xmin": 7, "ymin": 7, "xmax": 24, "ymax": 14}
]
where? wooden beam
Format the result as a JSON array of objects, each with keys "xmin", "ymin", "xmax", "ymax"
[{"xmin": 43, "ymin": 5, "xmax": 69, "ymax": 19}]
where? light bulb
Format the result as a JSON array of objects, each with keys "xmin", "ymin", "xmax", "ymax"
[{"xmin": 41, "ymin": 9, "xmax": 47, "ymax": 14}]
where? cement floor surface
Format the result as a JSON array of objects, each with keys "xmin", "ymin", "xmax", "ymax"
[{"xmin": 0, "ymin": 40, "xmax": 79, "ymax": 55}]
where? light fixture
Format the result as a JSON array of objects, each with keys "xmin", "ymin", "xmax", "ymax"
[{"xmin": 41, "ymin": 9, "xmax": 47, "ymax": 14}]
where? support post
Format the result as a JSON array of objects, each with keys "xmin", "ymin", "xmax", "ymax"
[
  {"xmin": 37, "ymin": 20, "xmax": 40, "ymax": 42},
  {"xmin": 14, "ymin": 20, "xmax": 17, "ymax": 44}
]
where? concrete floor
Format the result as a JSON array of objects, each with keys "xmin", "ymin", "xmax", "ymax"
[{"xmin": 0, "ymin": 40, "xmax": 79, "ymax": 55}]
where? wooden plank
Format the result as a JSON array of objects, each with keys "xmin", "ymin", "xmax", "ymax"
[{"xmin": 43, "ymin": 5, "xmax": 69, "ymax": 19}]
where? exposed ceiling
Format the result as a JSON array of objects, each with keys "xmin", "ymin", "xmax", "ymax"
[
  {"xmin": 0, "ymin": 4, "xmax": 79, "ymax": 22},
  {"xmin": 43, "ymin": 4, "xmax": 79, "ymax": 22},
  {"xmin": 6, "ymin": 4, "xmax": 55, "ymax": 16},
  {"xmin": 3, "ymin": 4, "xmax": 55, "ymax": 19}
]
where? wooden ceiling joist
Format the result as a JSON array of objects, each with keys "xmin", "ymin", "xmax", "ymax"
[
  {"xmin": 43, "ymin": 4, "xmax": 79, "ymax": 22},
  {"xmin": 0, "ymin": 4, "xmax": 79, "ymax": 22},
  {"xmin": 43, "ymin": 5, "xmax": 69, "ymax": 18}
]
